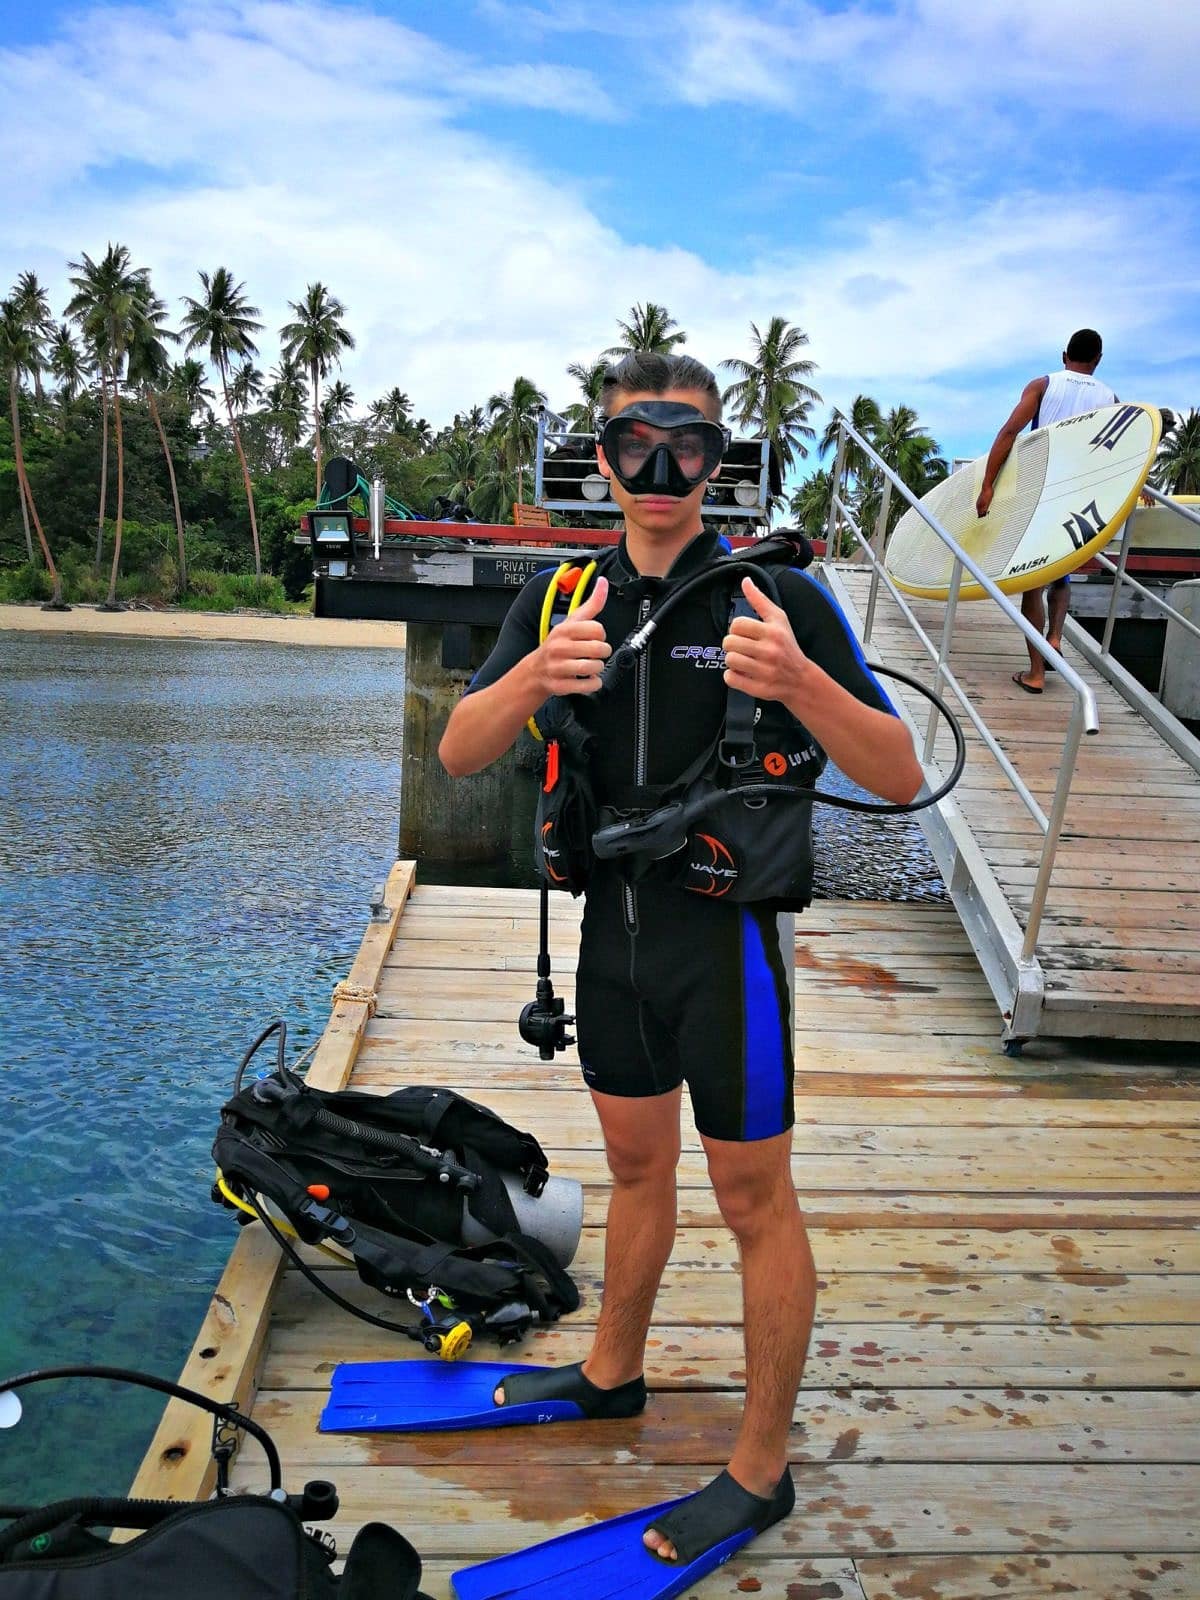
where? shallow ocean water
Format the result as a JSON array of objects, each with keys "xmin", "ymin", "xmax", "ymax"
[{"xmin": 0, "ymin": 631, "xmax": 406, "ymax": 1508}]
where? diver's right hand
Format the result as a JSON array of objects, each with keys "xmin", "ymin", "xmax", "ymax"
[{"xmin": 537, "ymin": 576, "xmax": 611, "ymax": 695}]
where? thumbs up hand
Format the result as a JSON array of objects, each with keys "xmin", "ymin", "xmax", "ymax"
[
  {"xmin": 538, "ymin": 576, "xmax": 611, "ymax": 696},
  {"xmin": 722, "ymin": 576, "xmax": 810, "ymax": 702}
]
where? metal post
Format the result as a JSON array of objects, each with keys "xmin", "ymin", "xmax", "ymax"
[
  {"xmin": 824, "ymin": 426, "xmax": 849, "ymax": 560},
  {"xmin": 1100, "ymin": 516, "xmax": 1133, "ymax": 656},
  {"xmin": 534, "ymin": 411, "xmax": 548, "ymax": 506},
  {"xmin": 1020, "ymin": 702, "xmax": 1087, "ymax": 962},
  {"xmin": 863, "ymin": 478, "xmax": 893, "ymax": 644},
  {"xmin": 924, "ymin": 556, "xmax": 961, "ymax": 762},
  {"xmin": 370, "ymin": 477, "xmax": 384, "ymax": 561}
]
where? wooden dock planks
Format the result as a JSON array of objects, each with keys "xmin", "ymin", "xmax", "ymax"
[
  {"xmin": 190, "ymin": 880, "xmax": 1200, "ymax": 1600},
  {"xmin": 832, "ymin": 567, "xmax": 1200, "ymax": 1042}
]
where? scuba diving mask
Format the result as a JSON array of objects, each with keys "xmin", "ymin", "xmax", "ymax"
[{"xmin": 598, "ymin": 401, "xmax": 730, "ymax": 498}]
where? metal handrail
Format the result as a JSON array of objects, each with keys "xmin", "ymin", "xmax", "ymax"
[
  {"xmin": 1096, "ymin": 488, "xmax": 1200, "ymax": 668},
  {"xmin": 824, "ymin": 415, "xmax": 1101, "ymax": 965}
]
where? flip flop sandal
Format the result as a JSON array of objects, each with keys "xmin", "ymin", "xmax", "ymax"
[{"xmin": 1012, "ymin": 672, "xmax": 1043, "ymax": 694}]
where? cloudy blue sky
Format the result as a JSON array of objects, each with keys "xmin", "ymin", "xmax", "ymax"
[{"xmin": 2, "ymin": 0, "xmax": 1197, "ymax": 474}]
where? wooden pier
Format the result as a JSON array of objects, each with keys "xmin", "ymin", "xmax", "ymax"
[
  {"xmin": 135, "ymin": 861, "xmax": 1200, "ymax": 1599},
  {"xmin": 832, "ymin": 565, "xmax": 1200, "ymax": 1045}
]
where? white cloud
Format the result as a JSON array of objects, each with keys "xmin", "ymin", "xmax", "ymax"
[
  {"xmin": 641, "ymin": 0, "xmax": 1200, "ymax": 128},
  {"xmin": 1, "ymin": 0, "xmax": 1196, "ymax": 459}
]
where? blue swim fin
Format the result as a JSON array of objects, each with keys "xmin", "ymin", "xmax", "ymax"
[
  {"xmin": 319, "ymin": 1361, "xmax": 592, "ymax": 1433},
  {"xmin": 450, "ymin": 1495, "xmax": 759, "ymax": 1600}
]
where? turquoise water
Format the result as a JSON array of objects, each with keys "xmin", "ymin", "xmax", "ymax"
[{"xmin": 0, "ymin": 630, "xmax": 405, "ymax": 1510}]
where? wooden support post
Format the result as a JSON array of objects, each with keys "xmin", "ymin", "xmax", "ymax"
[{"xmin": 400, "ymin": 621, "xmax": 516, "ymax": 860}]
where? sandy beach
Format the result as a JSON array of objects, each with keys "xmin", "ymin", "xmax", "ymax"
[{"xmin": 0, "ymin": 603, "xmax": 406, "ymax": 650}]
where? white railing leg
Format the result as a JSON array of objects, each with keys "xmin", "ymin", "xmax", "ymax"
[{"xmin": 924, "ymin": 557, "xmax": 962, "ymax": 762}]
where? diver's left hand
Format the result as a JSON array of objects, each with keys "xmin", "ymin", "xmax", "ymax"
[{"xmin": 722, "ymin": 576, "xmax": 811, "ymax": 701}]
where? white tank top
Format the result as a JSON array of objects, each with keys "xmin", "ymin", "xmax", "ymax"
[{"xmin": 1034, "ymin": 369, "xmax": 1117, "ymax": 427}]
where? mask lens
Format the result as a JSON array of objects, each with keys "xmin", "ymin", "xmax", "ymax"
[{"xmin": 606, "ymin": 419, "xmax": 723, "ymax": 485}]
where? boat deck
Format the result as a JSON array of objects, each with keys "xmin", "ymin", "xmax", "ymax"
[{"xmin": 136, "ymin": 865, "xmax": 1200, "ymax": 1598}]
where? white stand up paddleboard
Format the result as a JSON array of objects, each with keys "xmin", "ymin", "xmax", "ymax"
[{"xmin": 885, "ymin": 402, "xmax": 1162, "ymax": 601}]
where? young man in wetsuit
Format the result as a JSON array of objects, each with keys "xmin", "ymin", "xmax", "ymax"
[
  {"xmin": 976, "ymin": 329, "xmax": 1117, "ymax": 694},
  {"xmin": 439, "ymin": 352, "xmax": 923, "ymax": 1564}
]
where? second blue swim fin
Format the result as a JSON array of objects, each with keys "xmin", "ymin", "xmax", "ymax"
[
  {"xmin": 450, "ymin": 1496, "xmax": 758, "ymax": 1600},
  {"xmin": 320, "ymin": 1360, "xmax": 594, "ymax": 1433}
]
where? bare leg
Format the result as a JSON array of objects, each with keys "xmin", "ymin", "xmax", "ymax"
[
  {"xmin": 1016, "ymin": 586, "xmax": 1048, "ymax": 689},
  {"xmin": 1046, "ymin": 577, "xmax": 1070, "ymax": 654},
  {"xmin": 645, "ymin": 1127, "xmax": 813, "ymax": 1559},
  {"xmin": 495, "ymin": 1086, "xmax": 682, "ymax": 1403}
]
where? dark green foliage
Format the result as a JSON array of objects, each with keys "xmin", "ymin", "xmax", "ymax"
[{"xmin": 0, "ymin": 560, "xmax": 54, "ymax": 602}]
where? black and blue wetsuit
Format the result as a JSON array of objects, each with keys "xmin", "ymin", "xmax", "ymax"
[{"xmin": 465, "ymin": 529, "xmax": 894, "ymax": 1142}]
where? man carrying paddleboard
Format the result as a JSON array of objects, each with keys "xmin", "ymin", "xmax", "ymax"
[
  {"xmin": 976, "ymin": 329, "xmax": 1117, "ymax": 693},
  {"xmin": 439, "ymin": 352, "xmax": 921, "ymax": 1582}
]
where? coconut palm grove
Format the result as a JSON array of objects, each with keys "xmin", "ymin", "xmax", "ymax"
[{"xmin": 2, "ymin": 254, "xmax": 1197, "ymax": 613}]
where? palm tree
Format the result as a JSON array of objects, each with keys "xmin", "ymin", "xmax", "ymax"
[
  {"xmin": 870, "ymin": 405, "xmax": 948, "ymax": 532},
  {"xmin": 722, "ymin": 317, "xmax": 821, "ymax": 480},
  {"xmin": 320, "ymin": 378, "xmax": 355, "ymax": 437},
  {"xmin": 180, "ymin": 267, "xmax": 264, "ymax": 576},
  {"xmin": 279, "ymin": 283, "xmax": 355, "ymax": 499},
  {"xmin": 819, "ymin": 394, "xmax": 883, "ymax": 482},
  {"xmin": 126, "ymin": 282, "xmax": 188, "ymax": 596},
  {"xmin": 171, "ymin": 356, "xmax": 215, "ymax": 424},
  {"xmin": 47, "ymin": 323, "xmax": 89, "ymax": 412},
  {"xmin": 562, "ymin": 357, "xmax": 607, "ymax": 432},
  {"xmin": 228, "ymin": 361, "xmax": 264, "ymax": 416},
  {"xmin": 66, "ymin": 243, "xmax": 150, "ymax": 605},
  {"xmin": 368, "ymin": 387, "xmax": 412, "ymax": 433},
  {"xmin": 1, "ymin": 297, "xmax": 66, "ymax": 605},
  {"xmin": 604, "ymin": 302, "xmax": 687, "ymax": 357},
  {"xmin": 818, "ymin": 396, "xmax": 883, "ymax": 553},
  {"xmin": 11, "ymin": 271, "xmax": 54, "ymax": 403},
  {"xmin": 265, "ymin": 355, "xmax": 306, "ymax": 462},
  {"xmin": 422, "ymin": 426, "xmax": 486, "ymax": 512},
  {"xmin": 1152, "ymin": 408, "xmax": 1200, "ymax": 495},
  {"xmin": 487, "ymin": 375, "xmax": 547, "ymax": 508},
  {"xmin": 788, "ymin": 469, "xmax": 834, "ymax": 543}
]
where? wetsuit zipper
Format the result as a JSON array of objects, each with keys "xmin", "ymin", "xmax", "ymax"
[{"xmin": 623, "ymin": 595, "xmax": 653, "ymax": 937}]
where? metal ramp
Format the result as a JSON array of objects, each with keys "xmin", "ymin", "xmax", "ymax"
[
  {"xmin": 829, "ymin": 565, "xmax": 1200, "ymax": 1044},
  {"xmin": 821, "ymin": 417, "xmax": 1200, "ymax": 1047}
]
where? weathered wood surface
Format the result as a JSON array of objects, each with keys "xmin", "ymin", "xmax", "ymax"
[
  {"xmin": 834, "ymin": 568, "xmax": 1200, "ymax": 1039},
  {"xmin": 195, "ymin": 881, "xmax": 1200, "ymax": 1599}
]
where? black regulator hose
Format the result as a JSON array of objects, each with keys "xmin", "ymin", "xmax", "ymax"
[
  {"xmin": 0, "ymin": 1364, "xmax": 283, "ymax": 1496},
  {"xmin": 598, "ymin": 560, "xmax": 967, "ymax": 815}
]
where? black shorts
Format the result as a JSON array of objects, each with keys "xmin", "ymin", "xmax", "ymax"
[{"xmin": 574, "ymin": 867, "xmax": 795, "ymax": 1142}]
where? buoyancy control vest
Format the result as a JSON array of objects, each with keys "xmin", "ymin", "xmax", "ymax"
[
  {"xmin": 534, "ymin": 534, "xmax": 828, "ymax": 908},
  {"xmin": 212, "ymin": 1023, "xmax": 580, "ymax": 1357}
]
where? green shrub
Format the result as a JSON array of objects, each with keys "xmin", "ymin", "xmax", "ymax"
[
  {"xmin": 0, "ymin": 561, "xmax": 53, "ymax": 602},
  {"xmin": 177, "ymin": 570, "xmax": 289, "ymax": 612},
  {"xmin": 56, "ymin": 549, "xmax": 105, "ymax": 603},
  {"xmin": 224, "ymin": 573, "xmax": 288, "ymax": 612}
]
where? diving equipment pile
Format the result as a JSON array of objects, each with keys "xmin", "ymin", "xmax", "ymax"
[{"xmin": 212, "ymin": 1021, "xmax": 581, "ymax": 1356}]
